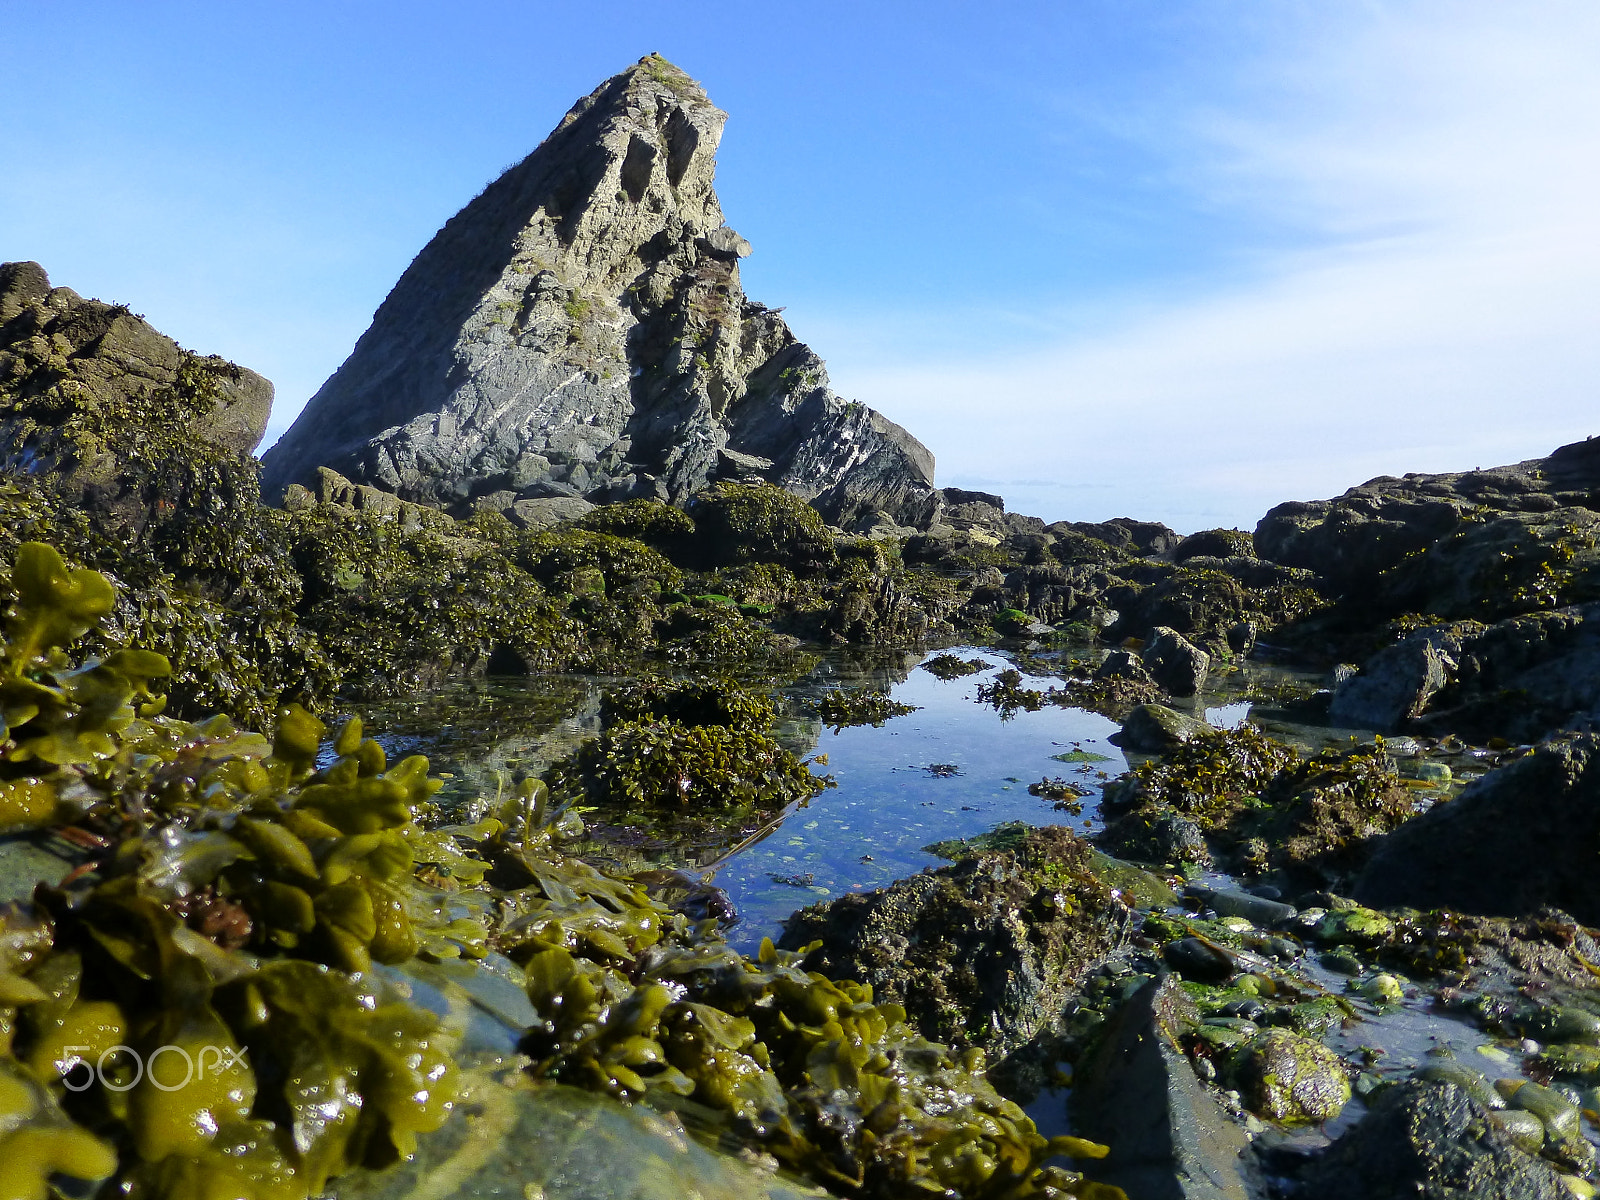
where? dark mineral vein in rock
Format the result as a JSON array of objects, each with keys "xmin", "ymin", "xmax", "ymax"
[{"xmin": 262, "ymin": 55, "xmax": 937, "ymax": 529}]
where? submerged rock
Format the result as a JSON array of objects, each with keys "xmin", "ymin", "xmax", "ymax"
[
  {"xmin": 263, "ymin": 56, "xmax": 937, "ymax": 530},
  {"xmin": 1296, "ymin": 1079, "xmax": 1568, "ymax": 1200},
  {"xmin": 1354, "ymin": 733, "xmax": 1600, "ymax": 923}
]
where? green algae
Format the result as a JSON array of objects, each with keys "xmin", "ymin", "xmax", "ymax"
[{"xmin": 0, "ymin": 546, "xmax": 1131, "ymax": 1198}]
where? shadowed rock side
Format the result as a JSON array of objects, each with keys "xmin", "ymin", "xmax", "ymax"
[
  {"xmin": 262, "ymin": 55, "xmax": 937, "ymax": 530},
  {"xmin": 1354, "ymin": 733, "xmax": 1600, "ymax": 924}
]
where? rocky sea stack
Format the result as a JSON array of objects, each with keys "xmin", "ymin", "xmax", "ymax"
[{"xmin": 263, "ymin": 55, "xmax": 937, "ymax": 532}]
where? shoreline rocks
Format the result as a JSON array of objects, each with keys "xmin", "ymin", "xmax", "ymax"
[
  {"xmin": 778, "ymin": 825, "xmax": 1125, "ymax": 1066},
  {"xmin": 1354, "ymin": 733, "xmax": 1600, "ymax": 923}
]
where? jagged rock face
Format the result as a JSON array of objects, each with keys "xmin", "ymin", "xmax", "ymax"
[
  {"xmin": 262, "ymin": 56, "xmax": 937, "ymax": 529},
  {"xmin": 0, "ymin": 260, "xmax": 272, "ymax": 534}
]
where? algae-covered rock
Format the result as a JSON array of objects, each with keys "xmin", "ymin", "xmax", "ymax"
[
  {"xmin": 1114, "ymin": 703, "xmax": 1217, "ymax": 754},
  {"xmin": 1101, "ymin": 723, "xmax": 1412, "ymax": 888},
  {"xmin": 502, "ymin": 859, "xmax": 1109, "ymax": 1197},
  {"xmin": 0, "ymin": 261, "xmax": 271, "ymax": 535},
  {"xmin": 1098, "ymin": 808, "xmax": 1211, "ymax": 868},
  {"xmin": 777, "ymin": 826, "xmax": 1122, "ymax": 1061},
  {"xmin": 686, "ymin": 481, "xmax": 838, "ymax": 571},
  {"xmin": 1297, "ymin": 1079, "xmax": 1568, "ymax": 1200},
  {"xmin": 1314, "ymin": 905, "xmax": 1396, "ymax": 947},
  {"xmin": 1228, "ymin": 1028, "xmax": 1350, "ymax": 1123}
]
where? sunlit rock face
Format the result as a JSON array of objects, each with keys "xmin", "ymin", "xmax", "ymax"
[{"xmin": 263, "ymin": 55, "xmax": 938, "ymax": 530}]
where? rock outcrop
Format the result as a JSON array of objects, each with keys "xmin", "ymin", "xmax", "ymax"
[
  {"xmin": 0, "ymin": 260, "xmax": 272, "ymax": 535},
  {"xmin": 1354, "ymin": 734, "xmax": 1600, "ymax": 923},
  {"xmin": 263, "ymin": 56, "xmax": 937, "ymax": 529},
  {"xmin": 1254, "ymin": 436, "xmax": 1600, "ymax": 604}
]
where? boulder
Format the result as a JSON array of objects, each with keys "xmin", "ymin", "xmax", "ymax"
[
  {"xmin": 1296, "ymin": 1080, "xmax": 1567, "ymax": 1200},
  {"xmin": 777, "ymin": 826, "xmax": 1121, "ymax": 1061},
  {"xmin": 1099, "ymin": 808, "xmax": 1211, "ymax": 868},
  {"xmin": 1328, "ymin": 624, "xmax": 1478, "ymax": 731},
  {"xmin": 1070, "ymin": 976, "xmax": 1258, "ymax": 1200},
  {"xmin": 1143, "ymin": 627, "xmax": 1211, "ymax": 697},
  {"xmin": 1114, "ymin": 703, "xmax": 1217, "ymax": 754},
  {"xmin": 1172, "ymin": 528, "xmax": 1255, "ymax": 563},
  {"xmin": 1228, "ymin": 1030, "xmax": 1349, "ymax": 1123},
  {"xmin": 1354, "ymin": 734, "xmax": 1600, "ymax": 923},
  {"xmin": 262, "ymin": 56, "xmax": 937, "ymax": 530}
]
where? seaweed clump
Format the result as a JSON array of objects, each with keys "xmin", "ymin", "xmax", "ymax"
[
  {"xmin": 685, "ymin": 481, "xmax": 838, "ymax": 572},
  {"xmin": 504, "ymin": 849, "xmax": 1116, "ymax": 1198},
  {"xmin": 600, "ymin": 674, "xmax": 776, "ymax": 732},
  {"xmin": 0, "ymin": 544, "xmax": 464, "ymax": 1198},
  {"xmin": 547, "ymin": 677, "xmax": 832, "ymax": 811},
  {"xmin": 1098, "ymin": 726, "xmax": 1414, "ymax": 887}
]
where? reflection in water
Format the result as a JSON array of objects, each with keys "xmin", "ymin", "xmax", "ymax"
[{"xmin": 367, "ymin": 647, "xmax": 1129, "ymax": 952}]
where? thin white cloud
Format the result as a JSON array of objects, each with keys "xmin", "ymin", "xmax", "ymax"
[{"xmin": 819, "ymin": 2, "xmax": 1600, "ymax": 531}]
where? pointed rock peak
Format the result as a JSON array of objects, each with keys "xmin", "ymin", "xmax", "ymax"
[{"xmin": 263, "ymin": 62, "xmax": 937, "ymax": 532}]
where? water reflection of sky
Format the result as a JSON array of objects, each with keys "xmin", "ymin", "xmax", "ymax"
[{"xmin": 719, "ymin": 649, "xmax": 1127, "ymax": 952}]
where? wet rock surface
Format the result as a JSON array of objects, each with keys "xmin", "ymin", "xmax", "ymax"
[
  {"xmin": 778, "ymin": 826, "xmax": 1125, "ymax": 1062},
  {"xmin": 1070, "ymin": 976, "xmax": 1259, "ymax": 1200},
  {"xmin": 1296, "ymin": 1080, "xmax": 1568, "ymax": 1200}
]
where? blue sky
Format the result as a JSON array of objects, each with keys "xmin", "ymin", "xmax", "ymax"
[{"xmin": 4, "ymin": 2, "xmax": 1596, "ymax": 531}]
